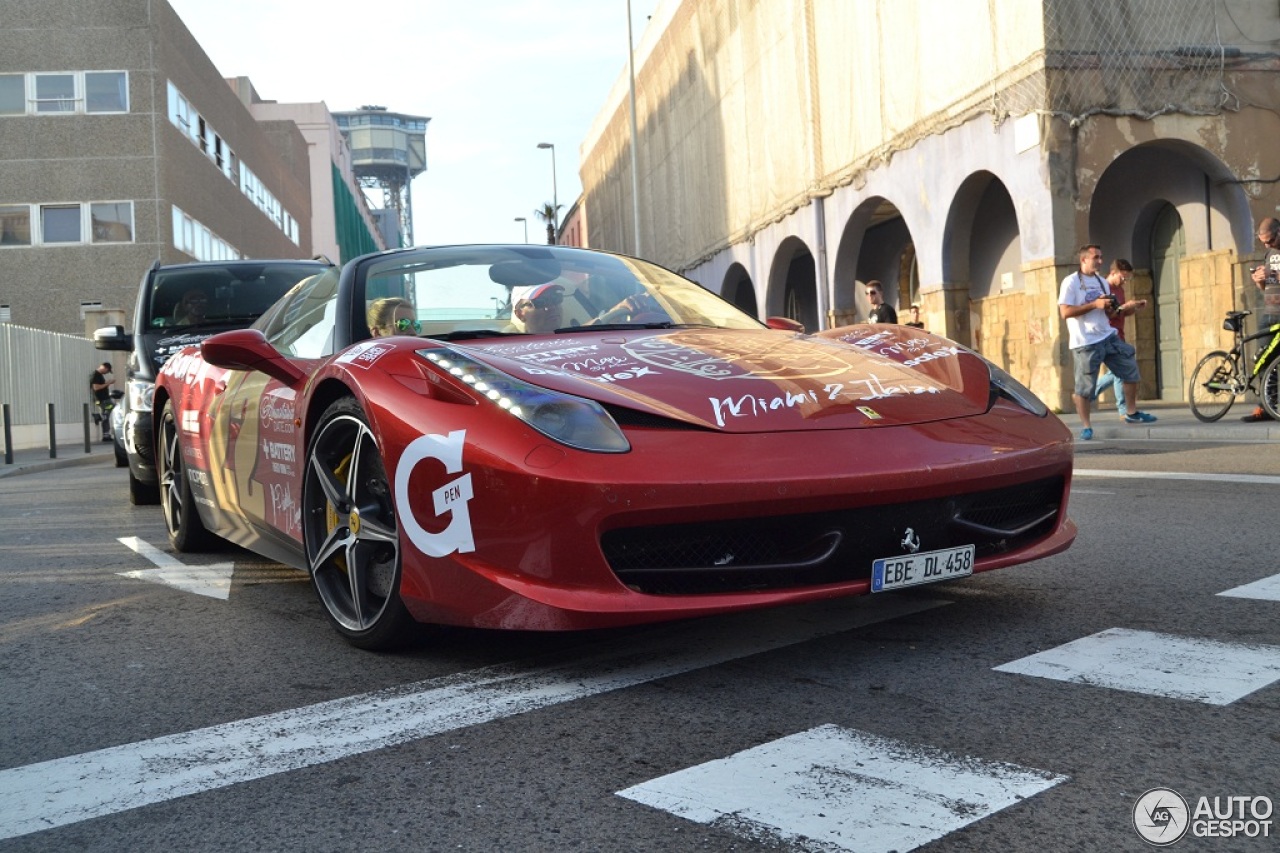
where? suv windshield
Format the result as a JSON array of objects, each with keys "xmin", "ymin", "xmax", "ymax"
[{"xmin": 148, "ymin": 262, "xmax": 326, "ymax": 329}]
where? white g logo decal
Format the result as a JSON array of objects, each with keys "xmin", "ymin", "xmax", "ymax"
[{"xmin": 395, "ymin": 430, "xmax": 475, "ymax": 557}]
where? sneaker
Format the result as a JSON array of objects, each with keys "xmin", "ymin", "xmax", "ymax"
[
  {"xmin": 1080, "ymin": 427, "xmax": 1093, "ymax": 441},
  {"xmin": 1123, "ymin": 411, "xmax": 1158, "ymax": 424},
  {"xmin": 1241, "ymin": 407, "xmax": 1274, "ymax": 423}
]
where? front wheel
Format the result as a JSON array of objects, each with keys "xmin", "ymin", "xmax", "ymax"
[
  {"xmin": 157, "ymin": 400, "xmax": 216, "ymax": 551},
  {"xmin": 302, "ymin": 398, "xmax": 415, "ymax": 651},
  {"xmin": 1260, "ymin": 357, "xmax": 1280, "ymax": 422},
  {"xmin": 1187, "ymin": 351, "xmax": 1237, "ymax": 422}
]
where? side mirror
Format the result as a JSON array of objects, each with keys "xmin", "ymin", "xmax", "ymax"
[
  {"xmin": 93, "ymin": 325, "xmax": 132, "ymax": 351},
  {"xmin": 765, "ymin": 316, "xmax": 805, "ymax": 333},
  {"xmin": 201, "ymin": 328, "xmax": 305, "ymax": 385}
]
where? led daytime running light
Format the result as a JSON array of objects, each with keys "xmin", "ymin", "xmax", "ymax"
[{"xmin": 420, "ymin": 347, "xmax": 629, "ymax": 452}]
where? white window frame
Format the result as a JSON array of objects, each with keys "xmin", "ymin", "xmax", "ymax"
[
  {"xmin": 89, "ymin": 200, "xmax": 135, "ymax": 243},
  {"xmin": 9, "ymin": 71, "xmax": 130, "ymax": 115},
  {"xmin": 84, "ymin": 71, "xmax": 129, "ymax": 114},
  {"xmin": 38, "ymin": 203, "xmax": 84, "ymax": 243},
  {"xmin": 0, "ymin": 203, "xmax": 33, "ymax": 247},
  {"xmin": 32, "ymin": 72, "xmax": 78, "ymax": 114}
]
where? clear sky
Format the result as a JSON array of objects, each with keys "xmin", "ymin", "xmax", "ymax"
[{"xmin": 166, "ymin": 0, "xmax": 659, "ymax": 248}]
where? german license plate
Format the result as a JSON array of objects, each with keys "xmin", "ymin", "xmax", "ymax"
[{"xmin": 872, "ymin": 544, "xmax": 975, "ymax": 592}]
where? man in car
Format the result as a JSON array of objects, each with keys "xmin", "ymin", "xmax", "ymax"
[
  {"xmin": 173, "ymin": 288, "xmax": 210, "ymax": 325},
  {"xmin": 512, "ymin": 283, "xmax": 565, "ymax": 333}
]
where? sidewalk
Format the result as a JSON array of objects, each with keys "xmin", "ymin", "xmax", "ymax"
[
  {"xmin": 1055, "ymin": 399, "xmax": 1280, "ymax": 443},
  {"xmin": 0, "ymin": 437, "xmax": 119, "ymax": 479},
  {"xmin": 3, "ymin": 399, "xmax": 1277, "ymax": 480}
]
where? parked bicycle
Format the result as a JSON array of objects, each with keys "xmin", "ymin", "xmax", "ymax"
[{"xmin": 1187, "ymin": 310, "xmax": 1280, "ymax": 422}]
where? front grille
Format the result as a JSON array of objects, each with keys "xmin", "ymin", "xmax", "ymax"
[{"xmin": 602, "ymin": 476, "xmax": 1064, "ymax": 595}]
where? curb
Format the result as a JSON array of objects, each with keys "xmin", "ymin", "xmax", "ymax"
[{"xmin": 0, "ymin": 450, "xmax": 114, "ymax": 479}]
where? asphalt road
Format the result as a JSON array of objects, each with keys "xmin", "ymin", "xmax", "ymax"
[{"xmin": 1, "ymin": 438, "xmax": 1278, "ymax": 852}]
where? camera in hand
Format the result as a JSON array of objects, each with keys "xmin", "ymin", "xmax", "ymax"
[{"xmin": 1102, "ymin": 293, "xmax": 1120, "ymax": 311}]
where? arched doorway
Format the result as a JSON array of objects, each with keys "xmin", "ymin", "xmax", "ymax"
[
  {"xmin": 767, "ymin": 238, "xmax": 819, "ymax": 333},
  {"xmin": 1152, "ymin": 204, "xmax": 1184, "ymax": 400},
  {"xmin": 721, "ymin": 263, "xmax": 758, "ymax": 318}
]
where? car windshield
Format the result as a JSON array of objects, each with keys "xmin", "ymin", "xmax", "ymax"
[
  {"xmin": 148, "ymin": 262, "xmax": 327, "ymax": 329},
  {"xmin": 360, "ymin": 246, "xmax": 763, "ymax": 340}
]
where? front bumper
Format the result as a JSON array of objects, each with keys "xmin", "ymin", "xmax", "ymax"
[{"xmin": 123, "ymin": 409, "xmax": 156, "ymax": 484}]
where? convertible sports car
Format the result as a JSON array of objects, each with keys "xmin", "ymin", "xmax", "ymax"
[{"xmin": 154, "ymin": 244, "xmax": 1076, "ymax": 649}]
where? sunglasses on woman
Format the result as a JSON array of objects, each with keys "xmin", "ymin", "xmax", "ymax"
[{"xmin": 393, "ymin": 317, "xmax": 422, "ymax": 333}]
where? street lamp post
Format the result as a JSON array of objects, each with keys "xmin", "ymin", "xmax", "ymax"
[
  {"xmin": 536, "ymin": 142, "xmax": 558, "ymax": 242},
  {"xmin": 626, "ymin": 0, "xmax": 642, "ymax": 255},
  {"xmin": 514, "ymin": 216, "xmax": 528, "ymax": 243}
]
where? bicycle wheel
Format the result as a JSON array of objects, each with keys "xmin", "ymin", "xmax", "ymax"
[
  {"xmin": 1261, "ymin": 357, "xmax": 1280, "ymax": 421},
  {"xmin": 1187, "ymin": 350, "xmax": 1237, "ymax": 422}
]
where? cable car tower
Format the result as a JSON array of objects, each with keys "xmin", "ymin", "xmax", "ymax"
[{"xmin": 334, "ymin": 106, "xmax": 429, "ymax": 247}]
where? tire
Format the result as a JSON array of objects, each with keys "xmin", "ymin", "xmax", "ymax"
[
  {"xmin": 157, "ymin": 400, "xmax": 216, "ymax": 552},
  {"xmin": 1261, "ymin": 357, "xmax": 1280, "ymax": 422},
  {"xmin": 303, "ymin": 398, "xmax": 415, "ymax": 651},
  {"xmin": 113, "ymin": 437, "xmax": 128, "ymax": 468},
  {"xmin": 128, "ymin": 470, "xmax": 159, "ymax": 505},
  {"xmin": 1187, "ymin": 351, "xmax": 1237, "ymax": 422}
]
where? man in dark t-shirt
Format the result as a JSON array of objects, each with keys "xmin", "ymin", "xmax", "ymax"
[
  {"xmin": 90, "ymin": 362, "xmax": 113, "ymax": 441},
  {"xmin": 866, "ymin": 280, "xmax": 898, "ymax": 324}
]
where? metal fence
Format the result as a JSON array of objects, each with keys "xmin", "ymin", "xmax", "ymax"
[{"xmin": 0, "ymin": 323, "xmax": 101, "ymax": 437}]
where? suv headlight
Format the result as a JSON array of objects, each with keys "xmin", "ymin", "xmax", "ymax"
[
  {"xmin": 419, "ymin": 347, "xmax": 630, "ymax": 453},
  {"xmin": 127, "ymin": 379, "xmax": 155, "ymax": 413}
]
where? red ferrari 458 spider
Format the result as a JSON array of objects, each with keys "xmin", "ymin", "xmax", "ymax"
[{"xmin": 154, "ymin": 244, "xmax": 1076, "ymax": 649}]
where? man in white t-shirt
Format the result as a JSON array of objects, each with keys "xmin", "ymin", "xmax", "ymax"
[{"xmin": 1058, "ymin": 243, "xmax": 1157, "ymax": 440}]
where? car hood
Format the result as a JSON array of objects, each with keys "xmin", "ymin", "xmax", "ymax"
[{"xmin": 444, "ymin": 326, "xmax": 996, "ymax": 433}]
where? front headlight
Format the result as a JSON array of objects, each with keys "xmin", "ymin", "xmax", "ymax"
[
  {"xmin": 419, "ymin": 347, "xmax": 630, "ymax": 453},
  {"xmin": 127, "ymin": 379, "xmax": 155, "ymax": 413},
  {"xmin": 950, "ymin": 344, "xmax": 1048, "ymax": 417},
  {"xmin": 987, "ymin": 362, "xmax": 1048, "ymax": 417}
]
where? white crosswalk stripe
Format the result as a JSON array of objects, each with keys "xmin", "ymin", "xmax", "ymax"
[
  {"xmin": 617, "ymin": 724, "xmax": 1066, "ymax": 853},
  {"xmin": 993, "ymin": 627, "xmax": 1280, "ymax": 706},
  {"xmin": 1218, "ymin": 572, "xmax": 1280, "ymax": 602}
]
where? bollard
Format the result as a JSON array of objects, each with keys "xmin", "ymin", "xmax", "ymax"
[
  {"xmin": 47, "ymin": 402, "xmax": 56, "ymax": 459},
  {"xmin": 2, "ymin": 403, "xmax": 11, "ymax": 465},
  {"xmin": 84, "ymin": 403, "xmax": 93, "ymax": 453}
]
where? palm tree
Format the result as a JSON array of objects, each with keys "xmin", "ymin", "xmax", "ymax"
[{"xmin": 534, "ymin": 202, "xmax": 561, "ymax": 245}]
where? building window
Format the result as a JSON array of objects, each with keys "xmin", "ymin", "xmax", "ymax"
[
  {"xmin": 166, "ymin": 80, "xmax": 298, "ymax": 246},
  {"xmin": 0, "ymin": 205, "xmax": 32, "ymax": 246},
  {"xmin": 0, "ymin": 202, "xmax": 133, "ymax": 246},
  {"xmin": 40, "ymin": 204, "xmax": 82, "ymax": 243},
  {"xmin": 2, "ymin": 71, "xmax": 129, "ymax": 115},
  {"xmin": 33, "ymin": 73, "xmax": 76, "ymax": 113},
  {"xmin": 85, "ymin": 71, "xmax": 128, "ymax": 113},
  {"xmin": 0, "ymin": 75, "xmax": 23, "ymax": 115},
  {"xmin": 171, "ymin": 204, "xmax": 240, "ymax": 261},
  {"xmin": 90, "ymin": 201, "xmax": 134, "ymax": 242}
]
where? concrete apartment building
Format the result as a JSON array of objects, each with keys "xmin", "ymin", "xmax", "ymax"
[
  {"xmin": 0, "ymin": 0, "xmax": 383, "ymax": 337},
  {"xmin": 580, "ymin": 0, "xmax": 1280, "ymax": 411}
]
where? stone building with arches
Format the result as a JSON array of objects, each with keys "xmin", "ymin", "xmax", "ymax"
[{"xmin": 578, "ymin": 0, "xmax": 1280, "ymax": 411}]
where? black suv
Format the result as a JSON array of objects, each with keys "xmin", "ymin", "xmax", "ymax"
[{"xmin": 95, "ymin": 258, "xmax": 335, "ymax": 503}]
